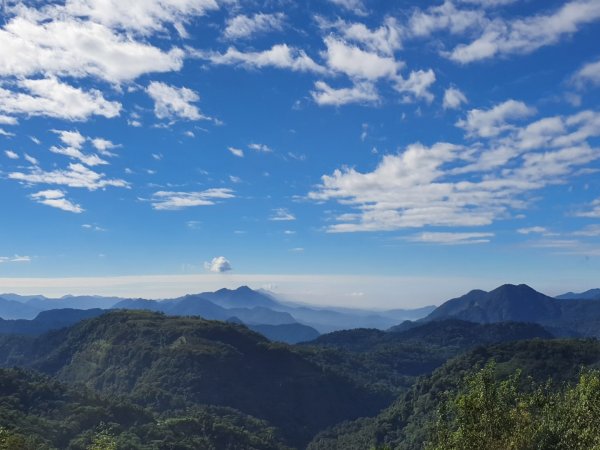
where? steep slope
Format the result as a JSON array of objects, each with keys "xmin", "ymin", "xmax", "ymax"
[
  {"xmin": 308, "ymin": 339, "xmax": 600, "ymax": 450},
  {"xmin": 0, "ymin": 310, "xmax": 387, "ymax": 447},
  {"xmin": 422, "ymin": 284, "xmax": 600, "ymax": 337},
  {"xmin": 300, "ymin": 320, "xmax": 552, "ymax": 395}
]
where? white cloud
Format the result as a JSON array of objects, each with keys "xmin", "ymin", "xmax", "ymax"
[
  {"xmin": 55, "ymin": 130, "xmax": 86, "ymax": 148},
  {"xmin": 459, "ymin": 0, "xmax": 518, "ymax": 5},
  {"xmin": 0, "ymin": 128, "xmax": 15, "ymax": 137},
  {"xmin": 448, "ymin": 0, "xmax": 600, "ymax": 63},
  {"xmin": 248, "ymin": 143, "xmax": 273, "ymax": 153},
  {"xmin": 0, "ymin": 114, "xmax": 17, "ymax": 125},
  {"xmin": 30, "ymin": 189, "xmax": 84, "ymax": 213},
  {"xmin": 64, "ymin": 0, "xmax": 219, "ymax": 35},
  {"xmin": 0, "ymin": 255, "xmax": 31, "ymax": 264},
  {"xmin": 443, "ymin": 87, "xmax": 468, "ymax": 110},
  {"xmin": 308, "ymin": 108, "xmax": 600, "ymax": 232},
  {"xmin": 327, "ymin": 0, "xmax": 367, "ymax": 15},
  {"xmin": 410, "ymin": 232, "xmax": 494, "ymax": 245},
  {"xmin": 149, "ymin": 188, "xmax": 235, "ymax": 210},
  {"xmin": 323, "ymin": 36, "xmax": 401, "ymax": 80},
  {"xmin": 50, "ymin": 145, "xmax": 108, "ymax": 167},
  {"xmin": 395, "ymin": 69, "xmax": 436, "ymax": 103},
  {"xmin": 204, "ymin": 256, "xmax": 232, "ymax": 273},
  {"xmin": 9, "ymin": 162, "xmax": 128, "ymax": 190},
  {"xmin": 409, "ymin": 1, "xmax": 486, "ymax": 37},
  {"xmin": 0, "ymin": 13, "xmax": 184, "ymax": 82},
  {"xmin": 317, "ymin": 16, "xmax": 402, "ymax": 56},
  {"xmin": 82, "ymin": 223, "xmax": 106, "ymax": 232},
  {"xmin": 270, "ymin": 208, "xmax": 296, "ymax": 221},
  {"xmin": 202, "ymin": 44, "xmax": 326, "ymax": 74},
  {"xmin": 456, "ymin": 99, "xmax": 536, "ymax": 138},
  {"xmin": 311, "ymin": 81, "xmax": 379, "ymax": 106},
  {"xmin": 24, "ymin": 154, "xmax": 38, "ymax": 165},
  {"xmin": 4, "ymin": 150, "xmax": 18, "ymax": 159},
  {"xmin": 517, "ymin": 226, "xmax": 550, "ymax": 235},
  {"xmin": 91, "ymin": 138, "xmax": 119, "ymax": 156},
  {"xmin": 228, "ymin": 146, "xmax": 244, "ymax": 157},
  {"xmin": 576, "ymin": 198, "xmax": 600, "ymax": 218},
  {"xmin": 574, "ymin": 224, "xmax": 600, "ymax": 237},
  {"xmin": 146, "ymin": 81, "xmax": 207, "ymax": 121},
  {"xmin": 224, "ymin": 13, "xmax": 285, "ymax": 40},
  {"xmin": 572, "ymin": 57, "xmax": 600, "ymax": 89},
  {"xmin": 0, "ymin": 78, "xmax": 121, "ymax": 120}
]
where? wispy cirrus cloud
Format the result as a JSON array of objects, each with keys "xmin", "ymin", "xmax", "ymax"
[{"xmin": 149, "ymin": 188, "xmax": 235, "ymax": 210}]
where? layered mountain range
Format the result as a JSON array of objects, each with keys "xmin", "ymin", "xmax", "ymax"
[{"xmin": 0, "ymin": 283, "xmax": 599, "ymax": 448}]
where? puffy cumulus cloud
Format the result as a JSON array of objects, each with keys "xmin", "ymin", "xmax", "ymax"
[
  {"xmin": 443, "ymin": 87, "xmax": 468, "ymax": 110},
  {"xmin": 224, "ymin": 12, "xmax": 285, "ymax": 40},
  {"xmin": 572, "ymin": 57, "xmax": 600, "ymax": 89},
  {"xmin": 270, "ymin": 208, "xmax": 296, "ymax": 221},
  {"xmin": 323, "ymin": 36, "xmax": 402, "ymax": 80},
  {"xmin": 317, "ymin": 16, "xmax": 402, "ymax": 56},
  {"xmin": 9, "ymin": 162, "xmax": 128, "ymax": 190},
  {"xmin": 308, "ymin": 107, "xmax": 600, "ymax": 233},
  {"xmin": 149, "ymin": 188, "xmax": 235, "ymax": 210},
  {"xmin": 64, "ymin": 0, "xmax": 219, "ymax": 35},
  {"xmin": 0, "ymin": 13, "xmax": 184, "ymax": 83},
  {"xmin": 311, "ymin": 81, "xmax": 379, "ymax": 106},
  {"xmin": 91, "ymin": 138, "xmax": 119, "ymax": 156},
  {"xmin": 204, "ymin": 256, "xmax": 232, "ymax": 273},
  {"xmin": 409, "ymin": 232, "xmax": 494, "ymax": 245},
  {"xmin": 456, "ymin": 100, "xmax": 535, "ymax": 138},
  {"xmin": 146, "ymin": 82, "xmax": 207, "ymax": 121},
  {"xmin": 54, "ymin": 130, "xmax": 86, "ymax": 149},
  {"xmin": 200, "ymin": 44, "xmax": 326, "ymax": 74},
  {"xmin": 30, "ymin": 189, "xmax": 84, "ymax": 213},
  {"xmin": 395, "ymin": 69, "xmax": 436, "ymax": 103},
  {"xmin": 448, "ymin": 0, "xmax": 600, "ymax": 63},
  {"xmin": 409, "ymin": 1, "xmax": 486, "ymax": 37},
  {"xmin": 0, "ymin": 78, "xmax": 121, "ymax": 121}
]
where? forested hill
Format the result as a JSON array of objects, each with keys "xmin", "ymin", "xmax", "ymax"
[{"xmin": 0, "ymin": 310, "xmax": 388, "ymax": 448}]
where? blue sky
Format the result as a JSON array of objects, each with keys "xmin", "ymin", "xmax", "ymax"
[{"xmin": 1, "ymin": 0, "xmax": 600, "ymax": 307}]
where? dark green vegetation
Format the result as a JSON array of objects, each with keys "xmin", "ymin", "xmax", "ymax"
[
  {"xmin": 0, "ymin": 367, "xmax": 289, "ymax": 449},
  {"xmin": 427, "ymin": 363, "xmax": 600, "ymax": 450},
  {"xmin": 0, "ymin": 311, "xmax": 388, "ymax": 447},
  {"xmin": 308, "ymin": 339, "xmax": 600, "ymax": 449},
  {"xmin": 299, "ymin": 320, "xmax": 552, "ymax": 395},
  {"xmin": 2, "ymin": 284, "xmax": 600, "ymax": 449}
]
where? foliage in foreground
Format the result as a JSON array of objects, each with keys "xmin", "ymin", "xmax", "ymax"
[{"xmin": 428, "ymin": 363, "xmax": 600, "ymax": 450}]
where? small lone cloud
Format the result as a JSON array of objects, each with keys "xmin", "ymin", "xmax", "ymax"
[{"xmin": 204, "ymin": 256, "xmax": 232, "ymax": 273}]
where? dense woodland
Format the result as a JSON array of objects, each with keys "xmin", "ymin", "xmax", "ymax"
[{"xmin": 1, "ymin": 285, "xmax": 600, "ymax": 448}]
